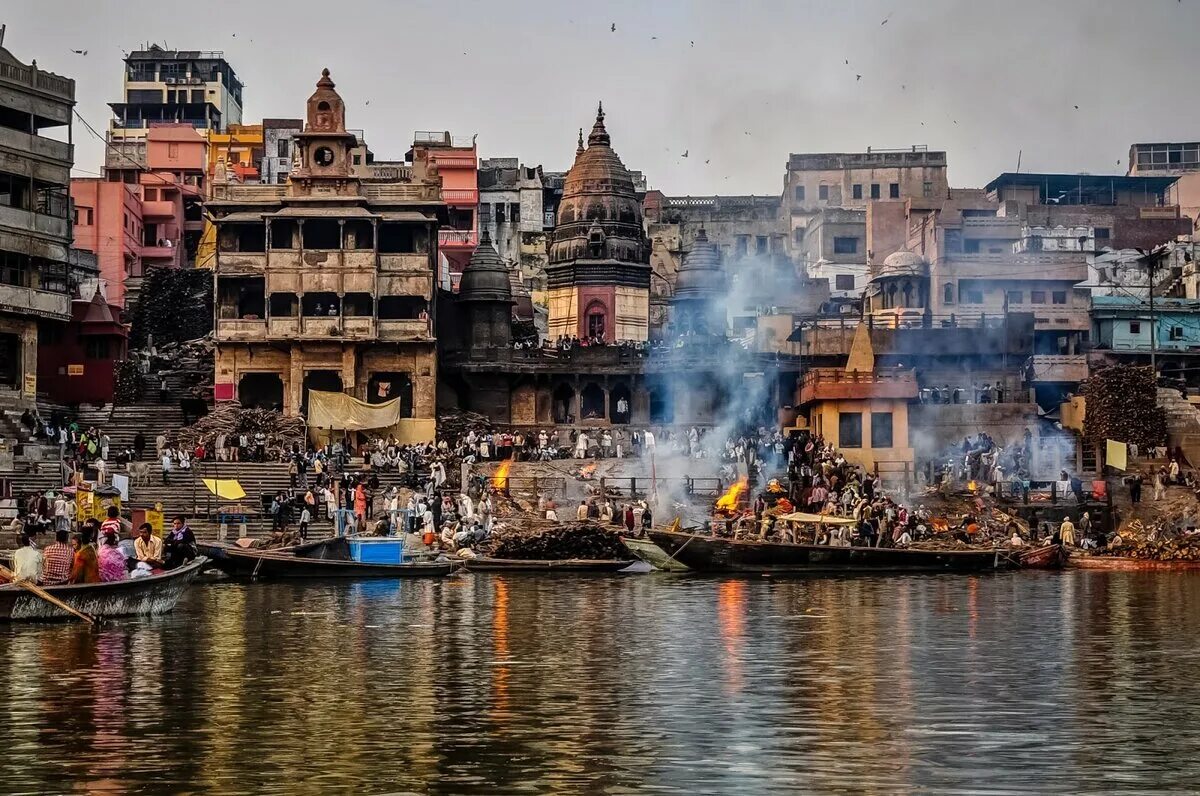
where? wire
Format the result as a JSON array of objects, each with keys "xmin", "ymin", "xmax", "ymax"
[{"xmin": 73, "ymin": 109, "xmax": 177, "ymax": 187}]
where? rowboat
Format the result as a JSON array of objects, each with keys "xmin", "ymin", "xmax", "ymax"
[
  {"xmin": 620, "ymin": 536, "xmax": 689, "ymax": 571},
  {"xmin": 460, "ymin": 557, "xmax": 634, "ymax": 573},
  {"xmin": 0, "ymin": 557, "xmax": 207, "ymax": 622},
  {"xmin": 205, "ymin": 542, "xmax": 458, "ymax": 579},
  {"xmin": 648, "ymin": 529, "xmax": 1009, "ymax": 574},
  {"xmin": 1018, "ymin": 544, "xmax": 1069, "ymax": 569}
]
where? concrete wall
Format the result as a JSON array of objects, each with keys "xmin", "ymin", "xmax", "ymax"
[{"xmin": 808, "ymin": 397, "xmax": 914, "ymax": 474}]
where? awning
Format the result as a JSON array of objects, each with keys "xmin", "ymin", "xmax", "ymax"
[
  {"xmin": 379, "ymin": 211, "xmax": 434, "ymax": 222},
  {"xmin": 776, "ymin": 512, "xmax": 858, "ymax": 526},
  {"xmin": 270, "ymin": 206, "xmax": 379, "ymax": 218},
  {"xmin": 307, "ymin": 390, "xmax": 401, "ymax": 431},
  {"xmin": 202, "ymin": 479, "xmax": 247, "ymax": 500},
  {"xmin": 216, "ymin": 212, "xmax": 266, "ymax": 223}
]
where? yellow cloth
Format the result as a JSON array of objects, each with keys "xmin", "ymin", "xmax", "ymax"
[
  {"xmin": 1106, "ymin": 439, "xmax": 1128, "ymax": 471},
  {"xmin": 202, "ymin": 479, "xmax": 247, "ymax": 500},
  {"xmin": 777, "ymin": 512, "xmax": 858, "ymax": 526},
  {"xmin": 306, "ymin": 390, "xmax": 401, "ymax": 431}
]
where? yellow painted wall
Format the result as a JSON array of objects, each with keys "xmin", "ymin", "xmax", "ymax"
[
  {"xmin": 614, "ymin": 286, "xmax": 649, "ymax": 341},
  {"xmin": 1060, "ymin": 395, "xmax": 1085, "ymax": 433},
  {"xmin": 546, "ymin": 287, "xmax": 577, "ymax": 338},
  {"xmin": 809, "ymin": 397, "xmax": 914, "ymax": 473}
]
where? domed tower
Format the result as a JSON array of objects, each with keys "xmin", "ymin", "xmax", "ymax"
[
  {"xmin": 546, "ymin": 103, "xmax": 651, "ymax": 341},
  {"xmin": 866, "ymin": 249, "xmax": 929, "ymax": 316},
  {"xmin": 671, "ymin": 228, "xmax": 726, "ymax": 335},
  {"xmin": 458, "ymin": 229, "xmax": 514, "ymax": 349},
  {"xmin": 289, "ymin": 69, "xmax": 360, "ymax": 198}
]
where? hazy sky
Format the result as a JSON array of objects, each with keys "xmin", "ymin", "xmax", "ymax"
[{"xmin": 5, "ymin": 0, "xmax": 1200, "ymax": 194}]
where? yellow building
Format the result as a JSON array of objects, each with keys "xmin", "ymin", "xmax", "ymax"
[{"xmin": 206, "ymin": 123, "xmax": 264, "ymax": 184}]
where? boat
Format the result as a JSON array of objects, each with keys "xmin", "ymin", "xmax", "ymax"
[
  {"xmin": 1068, "ymin": 556, "xmax": 1200, "ymax": 571},
  {"xmin": 205, "ymin": 537, "xmax": 458, "ymax": 579},
  {"xmin": 460, "ymin": 557, "xmax": 634, "ymax": 573},
  {"xmin": 0, "ymin": 557, "xmax": 207, "ymax": 622},
  {"xmin": 621, "ymin": 535, "xmax": 689, "ymax": 571},
  {"xmin": 1018, "ymin": 544, "xmax": 1069, "ymax": 569},
  {"xmin": 648, "ymin": 529, "xmax": 1010, "ymax": 574}
]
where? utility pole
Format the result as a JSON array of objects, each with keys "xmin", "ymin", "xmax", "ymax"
[{"xmin": 1148, "ymin": 250, "xmax": 1156, "ymax": 379}]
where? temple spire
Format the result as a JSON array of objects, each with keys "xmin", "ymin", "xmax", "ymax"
[
  {"xmin": 577, "ymin": 127, "xmax": 584, "ymax": 155},
  {"xmin": 587, "ymin": 101, "xmax": 610, "ymax": 147}
]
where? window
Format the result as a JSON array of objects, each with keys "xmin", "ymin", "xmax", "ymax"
[
  {"xmin": 833, "ymin": 237, "xmax": 858, "ymax": 254},
  {"xmin": 277, "ymin": 138, "xmax": 289, "ymax": 159},
  {"xmin": 168, "ymin": 143, "xmax": 179, "ymax": 158},
  {"xmin": 838, "ymin": 412, "xmax": 863, "ymax": 448},
  {"xmin": 963, "ymin": 239, "xmax": 981, "ymax": 254},
  {"xmin": 74, "ymin": 207, "xmax": 93, "ymax": 226},
  {"xmin": 1129, "ymin": 321, "xmax": 1141, "ymax": 334},
  {"xmin": 818, "ymin": 185, "xmax": 829, "ymax": 201},
  {"xmin": 1094, "ymin": 227, "xmax": 1110, "ymax": 244},
  {"xmin": 870, "ymin": 412, "xmax": 893, "ymax": 449},
  {"xmin": 794, "ymin": 185, "xmax": 805, "ymax": 201},
  {"xmin": 352, "ymin": 154, "xmax": 362, "ymax": 166},
  {"xmin": 511, "ymin": 203, "xmax": 521, "ymax": 222},
  {"xmin": 756, "ymin": 236, "xmax": 768, "ymax": 255},
  {"xmin": 1171, "ymin": 326, "xmax": 1184, "ymax": 341},
  {"xmin": 835, "ymin": 274, "xmax": 856, "ymax": 291},
  {"xmin": 870, "ymin": 184, "xmax": 880, "ymax": 200},
  {"xmin": 943, "ymin": 283, "xmax": 955, "ymax": 304},
  {"xmin": 965, "ymin": 289, "xmax": 984, "ymax": 304},
  {"xmin": 1030, "ymin": 291, "xmax": 1047, "ymax": 304},
  {"xmin": 0, "ymin": 172, "xmax": 29, "ymax": 210},
  {"xmin": 1052, "ymin": 291, "xmax": 1067, "ymax": 305},
  {"xmin": 852, "ymin": 184, "xmax": 863, "ymax": 200},
  {"xmin": 923, "ymin": 181, "xmax": 933, "ymax": 198},
  {"xmin": 84, "ymin": 338, "xmax": 109, "ymax": 360},
  {"xmin": 735, "ymin": 237, "xmax": 748, "ymax": 258},
  {"xmin": 1007, "ymin": 290, "xmax": 1023, "ymax": 304},
  {"xmin": 793, "ymin": 227, "xmax": 804, "ymax": 243},
  {"xmin": 889, "ymin": 183, "xmax": 900, "ymax": 199}
]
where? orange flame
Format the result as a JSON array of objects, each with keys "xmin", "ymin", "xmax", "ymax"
[
  {"xmin": 579, "ymin": 463, "xmax": 597, "ymax": 478},
  {"xmin": 492, "ymin": 460, "xmax": 511, "ymax": 490},
  {"xmin": 967, "ymin": 480, "xmax": 978, "ymax": 492},
  {"xmin": 715, "ymin": 477, "xmax": 749, "ymax": 511}
]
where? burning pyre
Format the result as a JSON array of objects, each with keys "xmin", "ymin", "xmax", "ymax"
[
  {"xmin": 715, "ymin": 476, "xmax": 750, "ymax": 514},
  {"xmin": 492, "ymin": 460, "xmax": 511, "ymax": 491}
]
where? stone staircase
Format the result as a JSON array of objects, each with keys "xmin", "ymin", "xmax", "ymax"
[{"xmin": 72, "ymin": 404, "xmax": 188, "ymax": 451}]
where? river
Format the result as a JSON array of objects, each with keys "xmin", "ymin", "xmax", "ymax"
[{"xmin": 1, "ymin": 571, "xmax": 1199, "ymax": 794}]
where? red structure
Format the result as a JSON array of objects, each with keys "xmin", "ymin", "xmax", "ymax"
[{"xmin": 38, "ymin": 290, "xmax": 128, "ymax": 405}]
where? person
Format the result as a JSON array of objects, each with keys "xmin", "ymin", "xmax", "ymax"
[
  {"xmin": 68, "ymin": 532, "xmax": 101, "ymax": 584},
  {"xmin": 299, "ymin": 505, "xmax": 311, "ymax": 541},
  {"xmin": 576, "ymin": 500, "xmax": 589, "ymax": 521},
  {"xmin": 11, "ymin": 535, "xmax": 42, "ymax": 582},
  {"xmin": 53, "ymin": 493, "xmax": 69, "ymax": 533},
  {"xmin": 1009, "ymin": 531, "xmax": 1025, "ymax": 548},
  {"xmin": 575, "ymin": 432, "xmax": 588, "ymax": 460},
  {"xmin": 163, "ymin": 516, "xmax": 197, "ymax": 570},
  {"xmin": 98, "ymin": 532, "xmax": 127, "ymax": 582},
  {"xmin": 40, "ymin": 529, "xmax": 74, "ymax": 585},
  {"xmin": 623, "ymin": 504, "xmax": 635, "ymax": 534},
  {"xmin": 100, "ymin": 505, "xmax": 123, "ymax": 539},
  {"xmin": 641, "ymin": 504, "xmax": 653, "ymax": 532},
  {"xmin": 1059, "ymin": 516, "xmax": 1077, "ymax": 547},
  {"xmin": 1127, "ymin": 472, "xmax": 1143, "ymax": 504},
  {"xmin": 544, "ymin": 500, "xmax": 558, "ymax": 522},
  {"xmin": 161, "ymin": 449, "xmax": 172, "ymax": 485},
  {"xmin": 1154, "ymin": 468, "xmax": 1167, "ymax": 502},
  {"xmin": 159, "ymin": 374, "xmax": 169, "ymax": 403},
  {"xmin": 134, "ymin": 430, "xmax": 146, "ymax": 461},
  {"xmin": 134, "ymin": 523, "xmax": 164, "ymax": 568}
]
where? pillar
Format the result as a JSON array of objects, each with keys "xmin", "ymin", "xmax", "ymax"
[
  {"xmin": 288, "ymin": 347, "xmax": 304, "ymax": 416},
  {"xmin": 341, "ymin": 345, "xmax": 357, "ymax": 398}
]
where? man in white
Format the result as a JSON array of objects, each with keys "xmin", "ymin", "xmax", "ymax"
[
  {"xmin": 575, "ymin": 432, "xmax": 589, "ymax": 459},
  {"xmin": 643, "ymin": 429, "xmax": 656, "ymax": 453},
  {"xmin": 11, "ymin": 536, "xmax": 42, "ymax": 582}
]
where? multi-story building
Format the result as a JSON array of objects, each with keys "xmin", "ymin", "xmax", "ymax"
[
  {"xmin": 0, "ymin": 34, "xmax": 75, "ymax": 408},
  {"xmin": 477, "ymin": 158, "xmax": 547, "ymax": 294},
  {"xmin": 1128, "ymin": 141, "xmax": 1200, "ymax": 229},
  {"xmin": 409, "ymin": 131, "xmax": 477, "ymax": 283},
  {"xmin": 207, "ymin": 123, "xmax": 262, "ymax": 184},
  {"xmin": 108, "ymin": 46, "xmax": 243, "ymax": 142},
  {"xmin": 260, "ymin": 118, "xmax": 303, "ymax": 185},
  {"xmin": 69, "ymin": 179, "xmax": 143, "ymax": 308},
  {"xmin": 208, "ymin": 69, "xmax": 443, "ymax": 441},
  {"xmin": 793, "ymin": 206, "xmax": 869, "ymax": 304}
]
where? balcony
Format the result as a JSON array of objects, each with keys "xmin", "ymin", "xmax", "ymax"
[
  {"xmin": 442, "ymin": 189, "xmax": 478, "ymax": 205},
  {"xmin": 0, "ymin": 126, "xmax": 73, "ymax": 164},
  {"xmin": 799, "ymin": 367, "xmax": 919, "ymax": 405},
  {"xmin": 439, "ymin": 229, "xmax": 478, "ymax": 248},
  {"xmin": 0, "ymin": 205, "xmax": 70, "ymax": 241},
  {"xmin": 0, "ymin": 60, "xmax": 75, "ymax": 102},
  {"xmin": 379, "ymin": 318, "xmax": 432, "ymax": 340},
  {"xmin": 0, "ymin": 283, "xmax": 70, "ymax": 321},
  {"xmin": 431, "ymin": 155, "xmax": 477, "ymax": 170},
  {"xmin": 937, "ymin": 251, "xmax": 1088, "ymax": 282},
  {"xmin": 215, "ymin": 318, "xmax": 267, "ymax": 341},
  {"xmin": 1027, "ymin": 354, "xmax": 1088, "ymax": 383},
  {"xmin": 142, "ymin": 200, "xmax": 175, "ymax": 219},
  {"xmin": 141, "ymin": 243, "xmax": 180, "ymax": 262}
]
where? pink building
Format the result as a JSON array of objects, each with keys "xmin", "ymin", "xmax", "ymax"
[{"xmin": 70, "ymin": 180, "xmax": 143, "ymax": 309}]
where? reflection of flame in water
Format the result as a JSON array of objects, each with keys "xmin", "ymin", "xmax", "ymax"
[
  {"xmin": 715, "ymin": 477, "xmax": 749, "ymax": 511},
  {"xmin": 716, "ymin": 580, "xmax": 746, "ymax": 694},
  {"xmin": 492, "ymin": 460, "xmax": 511, "ymax": 490},
  {"xmin": 492, "ymin": 580, "xmax": 510, "ymax": 717}
]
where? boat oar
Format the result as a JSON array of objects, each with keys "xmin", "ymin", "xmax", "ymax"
[
  {"xmin": 661, "ymin": 531, "xmax": 697, "ymax": 569},
  {"xmin": 0, "ymin": 564, "xmax": 96, "ymax": 625}
]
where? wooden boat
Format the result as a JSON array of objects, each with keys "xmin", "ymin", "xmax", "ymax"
[
  {"xmin": 0, "ymin": 557, "xmax": 207, "ymax": 622},
  {"xmin": 460, "ymin": 557, "xmax": 634, "ymax": 573},
  {"xmin": 1018, "ymin": 544, "xmax": 1069, "ymax": 570},
  {"xmin": 1068, "ymin": 556, "xmax": 1200, "ymax": 571},
  {"xmin": 648, "ymin": 529, "xmax": 1010, "ymax": 574},
  {"xmin": 620, "ymin": 536, "xmax": 689, "ymax": 571},
  {"xmin": 205, "ymin": 542, "xmax": 458, "ymax": 579}
]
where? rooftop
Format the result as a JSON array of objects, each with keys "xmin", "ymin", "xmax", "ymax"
[
  {"xmin": 126, "ymin": 46, "xmax": 229, "ymax": 62},
  {"xmin": 788, "ymin": 148, "xmax": 946, "ymax": 170},
  {"xmin": 984, "ymin": 171, "xmax": 1178, "ymax": 199}
]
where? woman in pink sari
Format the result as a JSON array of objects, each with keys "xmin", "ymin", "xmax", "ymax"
[{"xmin": 98, "ymin": 532, "xmax": 128, "ymax": 582}]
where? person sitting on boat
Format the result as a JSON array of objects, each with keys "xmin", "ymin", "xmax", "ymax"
[
  {"xmin": 1009, "ymin": 531, "xmax": 1025, "ymax": 548},
  {"xmin": 895, "ymin": 527, "xmax": 913, "ymax": 548},
  {"xmin": 10, "ymin": 534, "xmax": 42, "ymax": 582},
  {"xmin": 163, "ymin": 517, "xmax": 198, "ymax": 570},
  {"xmin": 98, "ymin": 532, "xmax": 128, "ymax": 582},
  {"xmin": 68, "ymin": 531, "xmax": 101, "ymax": 584},
  {"xmin": 39, "ymin": 530, "xmax": 73, "ymax": 586},
  {"xmin": 134, "ymin": 524, "xmax": 164, "ymax": 569}
]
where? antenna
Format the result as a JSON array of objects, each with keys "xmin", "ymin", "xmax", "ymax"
[
  {"xmin": 1015, "ymin": 149, "xmax": 1022, "ymax": 174},
  {"xmin": 0, "ymin": 25, "xmax": 6, "ymax": 48}
]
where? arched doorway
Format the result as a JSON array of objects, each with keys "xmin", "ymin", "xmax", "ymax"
[
  {"xmin": 368, "ymin": 372, "xmax": 413, "ymax": 417},
  {"xmin": 609, "ymin": 383, "xmax": 632, "ymax": 424},
  {"xmin": 302, "ymin": 370, "xmax": 343, "ymax": 416},
  {"xmin": 552, "ymin": 383, "xmax": 575, "ymax": 423},
  {"xmin": 580, "ymin": 382, "xmax": 605, "ymax": 420},
  {"xmin": 648, "ymin": 381, "xmax": 674, "ymax": 424},
  {"xmin": 584, "ymin": 299, "xmax": 607, "ymax": 340},
  {"xmin": 238, "ymin": 373, "xmax": 284, "ymax": 411}
]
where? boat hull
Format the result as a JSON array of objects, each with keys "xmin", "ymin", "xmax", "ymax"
[
  {"xmin": 1069, "ymin": 556, "xmax": 1200, "ymax": 571},
  {"xmin": 648, "ymin": 530, "xmax": 1006, "ymax": 574},
  {"xmin": 461, "ymin": 558, "xmax": 634, "ymax": 572},
  {"xmin": 205, "ymin": 545, "xmax": 457, "ymax": 579},
  {"xmin": 1018, "ymin": 544, "xmax": 1069, "ymax": 570},
  {"xmin": 0, "ymin": 557, "xmax": 207, "ymax": 622},
  {"xmin": 621, "ymin": 536, "xmax": 690, "ymax": 571}
]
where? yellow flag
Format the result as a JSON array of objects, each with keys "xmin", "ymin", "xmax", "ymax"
[{"xmin": 1106, "ymin": 439, "xmax": 1128, "ymax": 471}]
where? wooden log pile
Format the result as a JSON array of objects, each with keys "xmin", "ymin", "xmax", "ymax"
[
  {"xmin": 1082, "ymin": 364, "xmax": 1166, "ymax": 450},
  {"xmin": 479, "ymin": 520, "xmax": 628, "ymax": 560},
  {"xmin": 438, "ymin": 411, "xmax": 496, "ymax": 440},
  {"xmin": 174, "ymin": 401, "xmax": 308, "ymax": 452},
  {"xmin": 1108, "ymin": 519, "xmax": 1200, "ymax": 560}
]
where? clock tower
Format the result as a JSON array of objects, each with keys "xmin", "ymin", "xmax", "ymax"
[{"xmin": 289, "ymin": 68, "xmax": 360, "ymax": 198}]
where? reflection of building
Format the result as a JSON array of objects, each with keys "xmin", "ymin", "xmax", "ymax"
[
  {"xmin": 108, "ymin": 46, "xmax": 243, "ymax": 142},
  {"xmin": 0, "ymin": 35, "xmax": 75, "ymax": 408},
  {"xmin": 208, "ymin": 70, "xmax": 442, "ymax": 441}
]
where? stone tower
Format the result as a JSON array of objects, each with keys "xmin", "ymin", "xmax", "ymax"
[
  {"xmin": 289, "ymin": 68, "xmax": 360, "ymax": 198},
  {"xmin": 458, "ymin": 229, "xmax": 514, "ymax": 350},
  {"xmin": 671, "ymin": 228, "xmax": 726, "ymax": 335},
  {"xmin": 545, "ymin": 103, "xmax": 651, "ymax": 341}
]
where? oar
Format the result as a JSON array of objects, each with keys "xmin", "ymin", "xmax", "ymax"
[{"xmin": 0, "ymin": 564, "xmax": 96, "ymax": 625}]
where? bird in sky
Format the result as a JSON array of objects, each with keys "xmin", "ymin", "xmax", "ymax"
[
  {"xmin": 705, "ymin": 159, "xmax": 710, "ymax": 164},
  {"xmin": 611, "ymin": 22, "xmax": 616, "ymax": 32},
  {"xmin": 1074, "ymin": 105, "xmax": 1080, "ymax": 109},
  {"xmin": 882, "ymin": 14, "xmax": 891, "ymax": 25},
  {"xmin": 682, "ymin": 150, "xmax": 689, "ymax": 158},
  {"xmin": 856, "ymin": 74, "xmax": 862, "ymax": 81},
  {"xmin": 70, "ymin": 49, "xmax": 87, "ymax": 55}
]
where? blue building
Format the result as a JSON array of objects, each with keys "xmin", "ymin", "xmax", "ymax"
[{"xmin": 1091, "ymin": 295, "xmax": 1200, "ymax": 353}]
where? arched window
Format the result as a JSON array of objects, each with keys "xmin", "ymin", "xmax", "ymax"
[
  {"xmin": 317, "ymin": 101, "xmax": 331, "ymax": 112},
  {"xmin": 943, "ymin": 283, "xmax": 955, "ymax": 305},
  {"xmin": 585, "ymin": 300, "xmax": 607, "ymax": 339}
]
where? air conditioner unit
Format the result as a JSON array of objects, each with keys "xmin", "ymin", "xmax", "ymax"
[
  {"xmin": 190, "ymin": 77, "xmax": 203, "ymax": 85},
  {"xmin": 164, "ymin": 77, "xmax": 177, "ymax": 84}
]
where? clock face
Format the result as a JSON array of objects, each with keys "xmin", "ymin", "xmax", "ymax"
[{"xmin": 314, "ymin": 147, "xmax": 335, "ymax": 167}]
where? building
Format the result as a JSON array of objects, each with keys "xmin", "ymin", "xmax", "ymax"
[
  {"xmin": 477, "ymin": 158, "xmax": 547, "ymax": 289},
  {"xmin": 108, "ymin": 46, "xmax": 243, "ymax": 142},
  {"xmin": 37, "ymin": 281, "xmax": 128, "ymax": 405},
  {"xmin": 793, "ymin": 206, "xmax": 868, "ymax": 304},
  {"xmin": 0, "ymin": 34, "xmax": 76, "ymax": 408},
  {"xmin": 207, "ymin": 69, "xmax": 443, "ymax": 441},
  {"xmin": 207, "ymin": 123, "xmax": 263, "ymax": 184},
  {"xmin": 409, "ymin": 131, "xmax": 477, "ymax": 283},
  {"xmin": 69, "ymin": 179, "xmax": 142, "ymax": 308},
  {"xmin": 260, "ymin": 118, "xmax": 303, "ymax": 185},
  {"xmin": 1128, "ymin": 142, "xmax": 1200, "ymax": 229}
]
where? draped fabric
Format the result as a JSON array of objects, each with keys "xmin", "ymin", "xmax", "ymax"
[{"xmin": 306, "ymin": 390, "xmax": 402, "ymax": 431}]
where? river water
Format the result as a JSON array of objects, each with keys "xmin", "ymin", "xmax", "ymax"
[{"xmin": 2, "ymin": 570, "xmax": 1200, "ymax": 794}]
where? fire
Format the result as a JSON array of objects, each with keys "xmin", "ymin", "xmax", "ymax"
[
  {"xmin": 492, "ymin": 460, "xmax": 511, "ymax": 490},
  {"xmin": 579, "ymin": 463, "xmax": 597, "ymax": 478},
  {"xmin": 715, "ymin": 477, "xmax": 749, "ymax": 511},
  {"xmin": 967, "ymin": 480, "xmax": 978, "ymax": 492}
]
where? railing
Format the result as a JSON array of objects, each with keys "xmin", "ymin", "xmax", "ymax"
[
  {"xmin": 439, "ymin": 229, "xmax": 478, "ymax": 247},
  {"xmin": 442, "ymin": 189, "xmax": 478, "ymax": 204},
  {"xmin": 0, "ymin": 61, "xmax": 74, "ymax": 99}
]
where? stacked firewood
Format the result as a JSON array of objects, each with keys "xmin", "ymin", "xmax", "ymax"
[
  {"xmin": 174, "ymin": 402, "xmax": 308, "ymax": 451},
  {"xmin": 1109, "ymin": 519, "xmax": 1200, "ymax": 560},
  {"xmin": 438, "ymin": 411, "xmax": 496, "ymax": 440},
  {"xmin": 480, "ymin": 520, "xmax": 628, "ymax": 560},
  {"xmin": 1082, "ymin": 364, "xmax": 1166, "ymax": 450}
]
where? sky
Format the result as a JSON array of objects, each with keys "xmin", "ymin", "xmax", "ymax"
[{"xmin": 5, "ymin": 0, "xmax": 1200, "ymax": 194}]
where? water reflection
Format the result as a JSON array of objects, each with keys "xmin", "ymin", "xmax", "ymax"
[{"xmin": 1, "ymin": 572, "xmax": 1200, "ymax": 793}]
